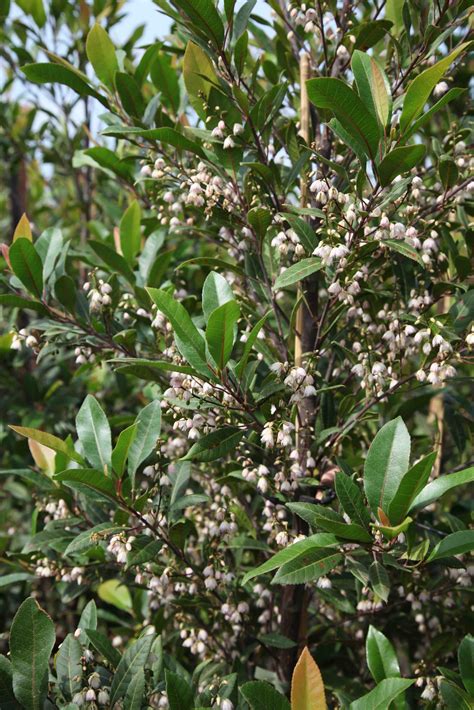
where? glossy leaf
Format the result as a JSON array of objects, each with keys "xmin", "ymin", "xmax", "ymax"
[
  {"xmin": 291, "ymin": 646, "xmax": 327, "ymax": 710},
  {"xmin": 76, "ymin": 395, "xmax": 112, "ymax": 472},
  {"xmin": 458, "ymin": 635, "xmax": 474, "ymax": 696},
  {"xmin": 369, "ymin": 562, "xmax": 390, "ymax": 602},
  {"xmin": 288, "ymin": 502, "xmax": 372, "ymax": 543},
  {"xmin": 352, "ymin": 50, "xmax": 392, "ymax": 127},
  {"xmin": 240, "ymin": 680, "xmax": 290, "ymax": 709},
  {"xmin": 110, "ymin": 634, "xmax": 154, "ymax": 705},
  {"xmin": 147, "ymin": 288, "xmax": 210, "ymax": 377},
  {"xmin": 242, "ymin": 534, "xmax": 338, "ymax": 584},
  {"xmin": 9, "ymin": 238, "xmax": 43, "ymax": 298},
  {"xmin": 182, "ymin": 426, "xmax": 244, "ymax": 462},
  {"xmin": 120, "ymin": 201, "xmax": 141, "ymax": 263},
  {"xmin": 427, "ymin": 530, "xmax": 474, "ymax": 561},
  {"xmin": 307, "ymin": 77, "xmax": 381, "ymax": 160},
  {"xmin": 10, "ymin": 598, "xmax": 55, "ymax": 710},
  {"xmin": 112, "ymin": 424, "xmax": 137, "ymax": 478},
  {"xmin": 127, "ymin": 400, "xmax": 162, "ymax": 480},
  {"xmin": 55, "ymin": 633, "xmax": 82, "ymax": 700},
  {"xmin": 98, "ymin": 579, "xmax": 133, "ymax": 612},
  {"xmin": 123, "ymin": 668, "xmax": 145, "ymax": 710},
  {"xmin": 22, "ymin": 62, "xmax": 109, "ymax": 107},
  {"xmin": 273, "ymin": 258, "xmax": 323, "ymax": 290},
  {"xmin": 377, "ymin": 145, "xmax": 426, "ymax": 187},
  {"xmin": 410, "ymin": 466, "xmax": 474, "ymax": 512},
  {"xmin": 9, "ymin": 425, "xmax": 84, "ymax": 465},
  {"xmin": 202, "ymin": 272, "xmax": 234, "ymax": 320},
  {"xmin": 165, "ymin": 670, "xmax": 194, "ymax": 710},
  {"xmin": 366, "ymin": 626, "xmax": 401, "ymax": 683},
  {"xmin": 272, "ymin": 547, "xmax": 343, "ymax": 585},
  {"xmin": 364, "ymin": 417, "xmax": 411, "ymax": 518},
  {"xmin": 400, "ymin": 42, "xmax": 471, "ymax": 133},
  {"xmin": 183, "ymin": 41, "xmax": 216, "ymax": 118},
  {"xmin": 335, "ymin": 472, "xmax": 372, "ymax": 529},
  {"xmin": 349, "ymin": 678, "xmax": 414, "ymax": 710},
  {"xmin": 86, "ymin": 24, "xmax": 118, "ymax": 88},
  {"xmin": 383, "ymin": 239, "xmax": 425, "ymax": 266},
  {"xmin": 206, "ymin": 300, "xmax": 240, "ymax": 369},
  {"xmin": 388, "ymin": 452, "xmax": 436, "ymax": 524}
]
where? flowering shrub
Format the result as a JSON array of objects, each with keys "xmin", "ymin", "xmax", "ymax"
[{"xmin": 0, "ymin": 0, "xmax": 473, "ymax": 708}]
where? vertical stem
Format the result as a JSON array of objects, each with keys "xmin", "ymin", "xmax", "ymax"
[{"xmin": 279, "ymin": 52, "xmax": 314, "ymax": 685}]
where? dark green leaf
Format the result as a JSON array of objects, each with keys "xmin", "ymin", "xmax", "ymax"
[
  {"xmin": 9, "ymin": 238, "xmax": 43, "ymax": 298},
  {"xmin": 364, "ymin": 417, "xmax": 411, "ymax": 518},
  {"xmin": 410, "ymin": 466, "xmax": 474, "ymax": 512},
  {"xmin": 428, "ymin": 530, "xmax": 474, "ymax": 562},
  {"xmin": 56, "ymin": 634, "xmax": 82, "ymax": 701},
  {"xmin": 350, "ymin": 678, "xmax": 414, "ymax": 710},
  {"xmin": 388, "ymin": 452, "xmax": 436, "ymax": 524},
  {"xmin": 165, "ymin": 670, "xmax": 194, "ymax": 710},
  {"xmin": 273, "ymin": 258, "xmax": 323, "ymax": 290},
  {"xmin": 307, "ymin": 77, "xmax": 381, "ymax": 160},
  {"xmin": 110, "ymin": 634, "xmax": 154, "ymax": 704},
  {"xmin": 10, "ymin": 598, "xmax": 55, "ymax": 710},
  {"xmin": 76, "ymin": 395, "xmax": 112, "ymax": 472},
  {"xmin": 272, "ymin": 547, "xmax": 343, "ymax": 585},
  {"xmin": 377, "ymin": 145, "xmax": 426, "ymax": 187},
  {"xmin": 458, "ymin": 635, "xmax": 474, "ymax": 696},
  {"xmin": 22, "ymin": 63, "xmax": 108, "ymax": 107},
  {"xmin": 115, "ymin": 72, "xmax": 145, "ymax": 117},
  {"xmin": 352, "ymin": 50, "xmax": 392, "ymax": 127},
  {"xmin": 182, "ymin": 427, "xmax": 244, "ymax": 462},
  {"xmin": 335, "ymin": 472, "xmax": 372, "ymax": 529},
  {"xmin": 206, "ymin": 300, "xmax": 240, "ymax": 369},
  {"xmin": 366, "ymin": 626, "xmax": 401, "ymax": 683},
  {"xmin": 369, "ymin": 562, "xmax": 390, "ymax": 602},
  {"xmin": 240, "ymin": 681, "xmax": 290, "ymax": 710}
]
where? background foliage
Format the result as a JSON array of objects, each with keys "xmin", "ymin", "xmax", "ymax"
[{"xmin": 0, "ymin": 0, "xmax": 473, "ymax": 708}]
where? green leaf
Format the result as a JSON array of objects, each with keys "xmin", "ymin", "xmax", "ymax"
[
  {"xmin": 206, "ymin": 300, "xmax": 240, "ymax": 370},
  {"xmin": 349, "ymin": 678, "xmax": 414, "ymax": 710},
  {"xmin": 84, "ymin": 629, "xmax": 121, "ymax": 668},
  {"xmin": 364, "ymin": 417, "xmax": 411, "ymax": 518},
  {"xmin": 400, "ymin": 42, "xmax": 472, "ymax": 133},
  {"xmin": 248, "ymin": 207, "xmax": 272, "ymax": 239},
  {"xmin": 258, "ymin": 633, "xmax": 296, "ymax": 650},
  {"xmin": 439, "ymin": 680, "xmax": 473, "ymax": 710},
  {"xmin": 22, "ymin": 63, "xmax": 109, "ymax": 107},
  {"xmin": 335, "ymin": 472, "xmax": 372, "ymax": 529},
  {"xmin": 55, "ymin": 633, "xmax": 82, "ymax": 701},
  {"xmin": 98, "ymin": 579, "xmax": 133, "ymax": 612},
  {"xmin": 410, "ymin": 466, "xmax": 474, "ymax": 512},
  {"xmin": 427, "ymin": 530, "xmax": 474, "ymax": 562},
  {"xmin": 405, "ymin": 88, "xmax": 465, "ymax": 139},
  {"xmin": 288, "ymin": 503, "xmax": 372, "ymax": 543},
  {"xmin": 172, "ymin": 0, "xmax": 224, "ymax": 48},
  {"xmin": 369, "ymin": 562, "xmax": 390, "ymax": 602},
  {"xmin": 306, "ymin": 77, "xmax": 381, "ymax": 160},
  {"xmin": 9, "ymin": 425, "xmax": 84, "ymax": 465},
  {"xmin": 119, "ymin": 201, "xmax": 141, "ymax": 264},
  {"xmin": 272, "ymin": 547, "xmax": 343, "ymax": 585},
  {"xmin": 383, "ymin": 239, "xmax": 425, "ymax": 267},
  {"xmin": 352, "ymin": 50, "xmax": 392, "ymax": 127},
  {"xmin": 165, "ymin": 670, "xmax": 195, "ymax": 710},
  {"xmin": 0, "ymin": 294, "xmax": 47, "ymax": 314},
  {"xmin": 89, "ymin": 240, "xmax": 136, "ymax": 285},
  {"xmin": 183, "ymin": 41, "xmax": 217, "ymax": 118},
  {"xmin": 123, "ymin": 668, "xmax": 145, "ymax": 710},
  {"xmin": 55, "ymin": 468, "xmax": 117, "ymax": 503},
  {"xmin": 242, "ymin": 534, "xmax": 337, "ymax": 584},
  {"xmin": 78, "ymin": 600, "xmax": 97, "ymax": 637},
  {"xmin": 279, "ymin": 213, "xmax": 319, "ymax": 252},
  {"xmin": 182, "ymin": 426, "xmax": 244, "ymax": 462},
  {"xmin": 202, "ymin": 272, "xmax": 235, "ymax": 321},
  {"xmin": 86, "ymin": 24, "xmax": 118, "ymax": 88},
  {"xmin": 240, "ymin": 681, "xmax": 290, "ymax": 710},
  {"xmin": 112, "ymin": 424, "xmax": 137, "ymax": 478},
  {"xmin": 388, "ymin": 452, "xmax": 436, "ymax": 524},
  {"xmin": 439, "ymin": 156, "xmax": 459, "ymax": 190},
  {"xmin": 235, "ymin": 311, "xmax": 270, "ymax": 377},
  {"xmin": 147, "ymin": 288, "xmax": 210, "ymax": 377},
  {"xmin": 9, "ymin": 238, "xmax": 43, "ymax": 298},
  {"xmin": 127, "ymin": 400, "xmax": 162, "ymax": 481},
  {"xmin": 273, "ymin": 258, "xmax": 323, "ymax": 290},
  {"xmin": 115, "ymin": 72, "xmax": 145, "ymax": 117},
  {"xmin": 10, "ymin": 598, "xmax": 55, "ymax": 710},
  {"xmin": 0, "ymin": 656, "xmax": 20, "ymax": 709},
  {"xmin": 64, "ymin": 523, "xmax": 123, "ymax": 557},
  {"xmin": 76, "ymin": 395, "xmax": 112, "ymax": 472},
  {"xmin": 377, "ymin": 145, "xmax": 426, "ymax": 187},
  {"xmin": 458, "ymin": 635, "xmax": 474, "ymax": 696},
  {"xmin": 366, "ymin": 626, "xmax": 401, "ymax": 683},
  {"xmin": 375, "ymin": 517, "xmax": 412, "ymax": 541},
  {"xmin": 110, "ymin": 634, "xmax": 154, "ymax": 705}
]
